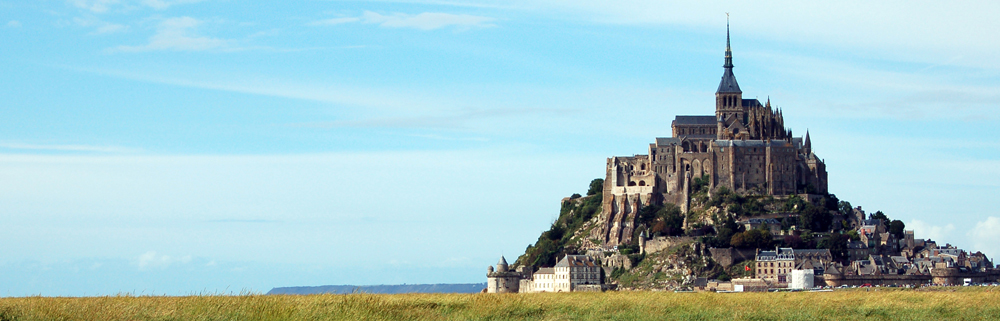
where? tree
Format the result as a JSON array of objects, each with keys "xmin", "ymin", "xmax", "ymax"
[
  {"xmin": 870, "ymin": 210, "xmax": 888, "ymax": 222},
  {"xmin": 838, "ymin": 200, "xmax": 854, "ymax": 217},
  {"xmin": 731, "ymin": 229, "xmax": 771, "ymax": 249},
  {"xmin": 818, "ymin": 233, "xmax": 849, "ymax": 260},
  {"xmin": 889, "ymin": 220, "xmax": 906, "ymax": 239},
  {"xmin": 637, "ymin": 205, "xmax": 661, "ymax": 224},
  {"xmin": 799, "ymin": 204, "xmax": 832, "ymax": 232},
  {"xmin": 587, "ymin": 178, "xmax": 604, "ymax": 196},
  {"xmin": 783, "ymin": 234, "xmax": 803, "ymax": 248}
]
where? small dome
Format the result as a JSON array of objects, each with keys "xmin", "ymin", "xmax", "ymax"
[{"xmin": 487, "ymin": 265, "xmax": 494, "ymax": 273}]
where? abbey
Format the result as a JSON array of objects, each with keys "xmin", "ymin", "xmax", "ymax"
[{"xmin": 600, "ymin": 25, "xmax": 828, "ymax": 246}]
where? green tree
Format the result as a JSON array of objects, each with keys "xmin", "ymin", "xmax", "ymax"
[
  {"xmin": 838, "ymin": 200, "xmax": 854, "ymax": 216},
  {"xmin": 889, "ymin": 220, "xmax": 906, "ymax": 239},
  {"xmin": 587, "ymin": 178, "xmax": 604, "ymax": 196},
  {"xmin": 870, "ymin": 210, "xmax": 889, "ymax": 222},
  {"xmin": 818, "ymin": 233, "xmax": 849, "ymax": 260}
]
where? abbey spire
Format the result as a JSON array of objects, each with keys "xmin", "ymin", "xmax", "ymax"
[
  {"xmin": 715, "ymin": 15, "xmax": 743, "ymax": 126},
  {"xmin": 716, "ymin": 16, "xmax": 741, "ymax": 94}
]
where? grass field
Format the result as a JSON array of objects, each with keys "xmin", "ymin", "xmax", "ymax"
[{"xmin": 0, "ymin": 287, "xmax": 998, "ymax": 320}]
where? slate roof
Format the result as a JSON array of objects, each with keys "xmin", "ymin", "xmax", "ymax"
[
  {"xmin": 717, "ymin": 68, "xmax": 742, "ymax": 93},
  {"xmin": 741, "ymin": 99, "xmax": 762, "ymax": 108},
  {"xmin": 655, "ymin": 137, "xmax": 680, "ymax": 146},
  {"xmin": 672, "ymin": 115, "xmax": 717, "ymax": 125},
  {"xmin": 555, "ymin": 255, "xmax": 597, "ymax": 268}
]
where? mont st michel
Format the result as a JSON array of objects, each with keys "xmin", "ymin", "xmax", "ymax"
[
  {"xmin": 3, "ymin": 2, "xmax": 1000, "ymax": 319},
  {"xmin": 487, "ymin": 23, "xmax": 999, "ymax": 293}
]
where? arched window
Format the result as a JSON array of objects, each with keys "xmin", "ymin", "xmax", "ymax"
[{"xmin": 638, "ymin": 181, "xmax": 646, "ymax": 186}]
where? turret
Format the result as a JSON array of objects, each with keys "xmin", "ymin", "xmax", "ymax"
[{"xmin": 496, "ymin": 256, "xmax": 509, "ymax": 272}]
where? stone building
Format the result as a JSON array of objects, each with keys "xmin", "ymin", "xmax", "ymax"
[
  {"xmin": 599, "ymin": 23, "xmax": 828, "ymax": 246},
  {"xmin": 486, "ymin": 256, "xmax": 525, "ymax": 293},
  {"xmin": 755, "ymin": 247, "xmax": 833, "ymax": 283}
]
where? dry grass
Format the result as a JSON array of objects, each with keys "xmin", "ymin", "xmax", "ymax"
[{"xmin": 0, "ymin": 287, "xmax": 998, "ymax": 320}]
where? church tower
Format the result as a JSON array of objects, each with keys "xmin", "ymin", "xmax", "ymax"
[{"xmin": 715, "ymin": 17, "xmax": 743, "ymax": 130}]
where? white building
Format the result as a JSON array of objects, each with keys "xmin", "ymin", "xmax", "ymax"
[
  {"xmin": 789, "ymin": 269, "xmax": 814, "ymax": 289},
  {"xmin": 520, "ymin": 255, "xmax": 603, "ymax": 292}
]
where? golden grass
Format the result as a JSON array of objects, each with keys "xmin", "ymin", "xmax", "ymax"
[{"xmin": 0, "ymin": 287, "xmax": 998, "ymax": 320}]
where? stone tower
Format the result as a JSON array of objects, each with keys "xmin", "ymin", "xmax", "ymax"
[{"xmin": 486, "ymin": 256, "xmax": 522, "ymax": 293}]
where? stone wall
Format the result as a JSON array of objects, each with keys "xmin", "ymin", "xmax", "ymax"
[
  {"xmin": 641, "ymin": 236, "xmax": 695, "ymax": 254},
  {"xmin": 822, "ymin": 274, "xmax": 931, "ymax": 287},
  {"xmin": 709, "ymin": 247, "xmax": 758, "ymax": 267}
]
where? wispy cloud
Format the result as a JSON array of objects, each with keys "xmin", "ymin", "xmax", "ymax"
[
  {"xmin": 68, "ymin": 0, "xmax": 120, "ymax": 13},
  {"xmin": 136, "ymin": 251, "xmax": 191, "ymax": 270},
  {"xmin": 205, "ymin": 219, "xmax": 281, "ymax": 223},
  {"xmin": 309, "ymin": 17, "xmax": 361, "ymax": 26},
  {"xmin": 0, "ymin": 142, "xmax": 138, "ymax": 153},
  {"xmin": 140, "ymin": 0, "xmax": 203, "ymax": 10},
  {"xmin": 113, "ymin": 16, "xmax": 231, "ymax": 52},
  {"xmin": 6, "ymin": 20, "xmax": 21, "ymax": 28},
  {"xmin": 362, "ymin": 11, "xmax": 496, "ymax": 30},
  {"xmin": 73, "ymin": 16, "xmax": 128, "ymax": 34},
  {"xmin": 68, "ymin": 0, "xmax": 203, "ymax": 13},
  {"xmin": 299, "ymin": 108, "xmax": 568, "ymax": 129},
  {"xmin": 311, "ymin": 11, "xmax": 496, "ymax": 30}
]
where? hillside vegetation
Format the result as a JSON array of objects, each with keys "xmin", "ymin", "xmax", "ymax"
[
  {"xmin": 515, "ymin": 178, "xmax": 911, "ymax": 289},
  {"xmin": 0, "ymin": 288, "xmax": 997, "ymax": 320}
]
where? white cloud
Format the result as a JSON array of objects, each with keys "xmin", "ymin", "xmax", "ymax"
[
  {"xmin": 7, "ymin": 20, "xmax": 21, "ymax": 28},
  {"xmin": 361, "ymin": 11, "xmax": 496, "ymax": 30},
  {"xmin": 312, "ymin": 11, "xmax": 496, "ymax": 30},
  {"xmin": 68, "ymin": 0, "xmax": 202, "ymax": 12},
  {"xmin": 0, "ymin": 142, "xmax": 138, "ymax": 153},
  {"xmin": 136, "ymin": 251, "xmax": 192, "ymax": 270},
  {"xmin": 73, "ymin": 16, "xmax": 128, "ymax": 34},
  {"xmin": 114, "ymin": 16, "xmax": 230, "ymax": 52},
  {"xmin": 908, "ymin": 219, "xmax": 955, "ymax": 243},
  {"xmin": 309, "ymin": 17, "xmax": 361, "ymax": 26},
  {"xmin": 141, "ymin": 0, "xmax": 203, "ymax": 10},
  {"xmin": 506, "ymin": 1, "xmax": 1000, "ymax": 69},
  {"xmin": 968, "ymin": 217, "xmax": 1000, "ymax": 257},
  {"xmin": 68, "ymin": 0, "xmax": 120, "ymax": 13}
]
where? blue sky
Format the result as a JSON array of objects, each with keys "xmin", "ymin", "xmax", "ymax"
[{"xmin": 1, "ymin": 0, "xmax": 999, "ymax": 296}]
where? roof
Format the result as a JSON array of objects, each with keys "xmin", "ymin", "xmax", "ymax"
[
  {"xmin": 535, "ymin": 267, "xmax": 554, "ymax": 275},
  {"xmin": 741, "ymin": 218, "xmax": 780, "ymax": 225},
  {"xmin": 497, "ymin": 256, "xmax": 508, "ymax": 267},
  {"xmin": 673, "ymin": 115, "xmax": 717, "ymax": 125},
  {"xmin": 863, "ymin": 219, "xmax": 883, "ymax": 226},
  {"xmin": 555, "ymin": 255, "xmax": 597, "ymax": 268},
  {"xmin": 715, "ymin": 140, "xmax": 769, "ymax": 147},
  {"xmin": 757, "ymin": 248, "xmax": 795, "ymax": 261},
  {"xmin": 741, "ymin": 99, "xmax": 762, "ymax": 108},
  {"xmin": 717, "ymin": 68, "xmax": 741, "ymax": 93},
  {"xmin": 655, "ymin": 137, "xmax": 680, "ymax": 146}
]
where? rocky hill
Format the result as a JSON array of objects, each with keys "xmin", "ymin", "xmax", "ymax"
[{"xmin": 514, "ymin": 178, "xmax": 896, "ymax": 290}]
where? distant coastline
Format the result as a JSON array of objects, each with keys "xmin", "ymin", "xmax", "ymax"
[{"xmin": 267, "ymin": 283, "xmax": 487, "ymax": 295}]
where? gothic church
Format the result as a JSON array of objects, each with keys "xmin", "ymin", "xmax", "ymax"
[{"xmin": 599, "ymin": 24, "xmax": 828, "ymax": 246}]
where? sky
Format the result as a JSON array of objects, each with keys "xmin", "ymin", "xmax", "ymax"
[{"xmin": 0, "ymin": 0, "xmax": 999, "ymax": 296}]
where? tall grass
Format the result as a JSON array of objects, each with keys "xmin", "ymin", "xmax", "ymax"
[{"xmin": 0, "ymin": 287, "xmax": 997, "ymax": 320}]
